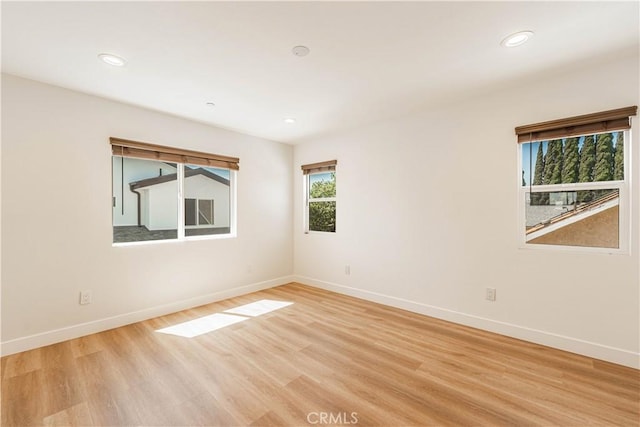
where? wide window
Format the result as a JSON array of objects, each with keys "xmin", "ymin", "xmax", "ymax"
[
  {"xmin": 516, "ymin": 106, "xmax": 636, "ymax": 251},
  {"xmin": 302, "ymin": 160, "xmax": 337, "ymax": 233},
  {"xmin": 111, "ymin": 138, "xmax": 238, "ymax": 244}
]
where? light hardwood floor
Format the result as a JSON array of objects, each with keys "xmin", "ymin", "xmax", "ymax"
[{"xmin": 2, "ymin": 283, "xmax": 639, "ymax": 426}]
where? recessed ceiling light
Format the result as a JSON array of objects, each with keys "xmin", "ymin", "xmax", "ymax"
[
  {"xmin": 283, "ymin": 117, "xmax": 297, "ymax": 124},
  {"xmin": 501, "ymin": 31, "xmax": 534, "ymax": 48},
  {"xmin": 292, "ymin": 46, "xmax": 310, "ymax": 57},
  {"xmin": 98, "ymin": 53, "xmax": 126, "ymax": 67}
]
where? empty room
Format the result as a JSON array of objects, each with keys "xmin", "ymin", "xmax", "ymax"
[{"xmin": 1, "ymin": 1, "xmax": 639, "ymax": 426}]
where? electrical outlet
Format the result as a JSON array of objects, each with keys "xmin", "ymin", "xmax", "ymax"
[
  {"xmin": 345, "ymin": 265, "xmax": 351, "ymax": 275},
  {"xmin": 486, "ymin": 288, "xmax": 496, "ymax": 301},
  {"xmin": 80, "ymin": 290, "xmax": 92, "ymax": 305}
]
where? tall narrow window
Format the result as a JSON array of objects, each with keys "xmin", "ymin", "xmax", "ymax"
[
  {"xmin": 516, "ymin": 106, "xmax": 636, "ymax": 251},
  {"xmin": 111, "ymin": 138, "xmax": 238, "ymax": 244},
  {"xmin": 302, "ymin": 160, "xmax": 337, "ymax": 233}
]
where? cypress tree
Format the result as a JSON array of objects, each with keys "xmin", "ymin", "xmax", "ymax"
[
  {"xmin": 532, "ymin": 142, "xmax": 545, "ymax": 186},
  {"xmin": 613, "ymin": 132, "xmax": 624, "ymax": 181},
  {"xmin": 578, "ymin": 135, "xmax": 595, "ymax": 183},
  {"xmin": 561, "ymin": 137, "xmax": 579, "ymax": 183},
  {"xmin": 543, "ymin": 139, "xmax": 563, "ymax": 185},
  {"xmin": 543, "ymin": 140, "xmax": 562, "ymax": 206},
  {"xmin": 577, "ymin": 135, "xmax": 596, "ymax": 203},
  {"xmin": 531, "ymin": 142, "xmax": 548, "ymax": 205},
  {"xmin": 594, "ymin": 133, "xmax": 614, "ymax": 181}
]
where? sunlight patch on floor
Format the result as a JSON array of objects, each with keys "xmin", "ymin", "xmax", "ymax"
[
  {"xmin": 155, "ymin": 299, "xmax": 293, "ymax": 338},
  {"xmin": 224, "ymin": 299, "xmax": 293, "ymax": 317},
  {"xmin": 156, "ymin": 313, "xmax": 249, "ymax": 338}
]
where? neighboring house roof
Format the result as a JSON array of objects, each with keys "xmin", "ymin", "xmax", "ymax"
[
  {"xmin": 130, "ymin": 168, "xmax": 230, "ymax": 190},
  {"xmin": 526, "ymin": 191, "xmax": 619, "ymax": 240}
]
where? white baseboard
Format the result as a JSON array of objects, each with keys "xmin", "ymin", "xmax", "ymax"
[
  {"xmin": 294, "ymin": 275, "xmax": 639, "ymax": 369},
  {"xmin": 1, "ymin": 275, "xmax": 295, "ymax": 357}
]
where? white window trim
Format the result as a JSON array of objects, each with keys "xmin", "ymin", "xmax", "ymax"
[
  {"xmin": 304, "ymin": 171, "xmax": 337, "ymax": 234},
  {"xmin": 517, "ymin": 130, "xmax": 631, "ymax": 254},
  {"xmin": 177, "ymin": 163, "xmax": 185, "ymax": 240}
]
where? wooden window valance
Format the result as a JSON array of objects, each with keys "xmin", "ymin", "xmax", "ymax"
[
  {"xmin": 301, "ymin": 160, "xmax": 337, "ymax": 175},
  {"xmin": 515, "ymin": 106, "xmax": 637, "ymax": 143},
  {"xmin": 110, "ymin": 137, "xmax": 239, "ymax": 170}
]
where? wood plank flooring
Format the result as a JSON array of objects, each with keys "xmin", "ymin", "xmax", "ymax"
[{"xmin": 2, "ymin": 283, "xmax": 639, "ymax": 426}]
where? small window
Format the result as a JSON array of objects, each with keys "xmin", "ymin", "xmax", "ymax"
[
  {"xmin": 185, "ymin": 198, "xmax": 216, "ymax": 229},
  {"xmin": 111, "ymin": 138, "xmax": 238, "ymax": 244},
  {"xmin": 302, "ymin": 161, "xmax": 337, "ymax": 233},
  {"xmin": 183, "ymin": 164, "xmax": 230, "ymax": 237},
  {"xmin": 520, "ymin": 133, "xmax": 626, "ymax": 250},
  {"xmin": 516, "ymin": 107, "xmax": 636, "ymax": 252}
]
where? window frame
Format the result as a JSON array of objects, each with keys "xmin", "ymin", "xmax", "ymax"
[
  {"xmin": 517, "ymin": 130, "xmax": 630, "ymax": 254},
  {"xmin": 111, "ymin": 139, "xmax": 237, "ymax": 246},
  {"xmin": 304, "ymin": 170, "xmax": 337, "ymax": 234}
]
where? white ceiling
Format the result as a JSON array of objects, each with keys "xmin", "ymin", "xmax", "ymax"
[{"xmin": 2, "ymin": 1, "xmax": 638, "ymax": 144}]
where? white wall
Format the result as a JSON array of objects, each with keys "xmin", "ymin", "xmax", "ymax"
[
  {"xmin": 1, "ymin": 74, "xmax": 294, "ymax": 354},
  {"xmin": 293, "ymin": 54, "xmax": 640, "ymax": 368}
]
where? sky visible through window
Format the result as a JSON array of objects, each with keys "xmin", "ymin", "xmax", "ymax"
[
  {"xmin": 309, "ymin": 171, "xmax": 333, "ymax": 186},
  {"xmin": 521, "ymin": 133, "xmax": 621, "ymax": 186}
]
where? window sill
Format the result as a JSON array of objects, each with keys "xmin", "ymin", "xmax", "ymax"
[
  {"xmin": 112, "ymin": 233, "xmax": 236, "ymax": 247},
  {"xmin": 518, "ymin": 242, "xmax": 629, "ymax": 256}
]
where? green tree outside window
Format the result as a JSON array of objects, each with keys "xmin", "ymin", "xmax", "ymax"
[{"xmin": 308, "ymin": 173, "xmax": 336, "ymax": 232}]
